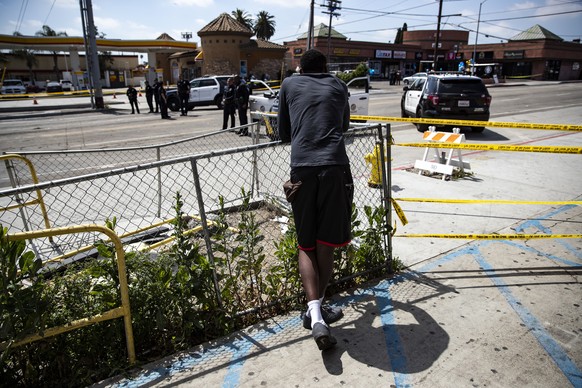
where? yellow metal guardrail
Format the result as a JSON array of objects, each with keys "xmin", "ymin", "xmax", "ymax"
[
  {"xmin": 1, "ymin": 224, "xmax": 136, "ymax": 364},
  {"xmin": 0, "ymin": 154, "xmax": 52, "ymax": 231}
]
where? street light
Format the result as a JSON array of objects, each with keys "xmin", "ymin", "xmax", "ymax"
[
  {"xmin": 472, "ymin": 0, "xmax": 488, "ymax": 76},
  {"xmin": 181, "ymin": 32, "xmax": 192, "ymax": 42}
]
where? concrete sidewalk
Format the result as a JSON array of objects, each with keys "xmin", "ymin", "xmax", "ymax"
[{"xmin": 96, "ymin": 203, "xmax": 582, "ymax": 388}]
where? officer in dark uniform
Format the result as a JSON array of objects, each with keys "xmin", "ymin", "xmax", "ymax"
[
  {"xmin": 145, "ymin": 80, "xmax": 154, "ymax": 113},
  {"xmin": 158, "ymin": 82, "xmax": 170, "ymax": 119},
  {"xmin": 234, "ymin": 75, "xmax": 250, "ymax": 135},
  {"xmin": 126, "ymin": 85, "xmax": 140, "ymax": 114},
  {"xmin": 177, "ymin": 76, "xmax": 190, "ymax": 116},
  {"xmin": 153, "ymin": 78, "xmax": 160, "ymax": 113}
]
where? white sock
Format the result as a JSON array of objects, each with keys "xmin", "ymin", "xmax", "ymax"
[{"xmin": 307, "ymin": 300, "xmax": 325, "ymax": 328}]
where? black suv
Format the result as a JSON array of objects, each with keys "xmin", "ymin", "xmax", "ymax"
[{"xmin": 401, "ymin": 74, "xmax": 492, "ymax": 132}]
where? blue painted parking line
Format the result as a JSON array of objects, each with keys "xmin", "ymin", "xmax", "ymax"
[
  {"xmin": 473, "ymin": 247, "xmax": 582, "ymax": 387},
  {"xmin": 111, "ymin": 205, "xmax": 580, "ymax": 387}
]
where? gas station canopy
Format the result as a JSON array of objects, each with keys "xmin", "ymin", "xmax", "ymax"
[{"xmin": 0, "ymin": 34, "xmax": 197, "ymax": 53}]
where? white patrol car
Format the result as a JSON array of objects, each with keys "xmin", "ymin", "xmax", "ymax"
[{"xmin": 249, "ymin": 76, "xmax": 370, "ymax": 124}]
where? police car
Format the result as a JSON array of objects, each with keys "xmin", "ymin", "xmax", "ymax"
[{"xmin": 401, "ymin": 74, "xmax": 492, "ymax": 133}]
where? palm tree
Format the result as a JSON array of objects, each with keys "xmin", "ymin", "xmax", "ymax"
[
  {"xmin": 35, "ymin": 25, "xmax": 68, "ymax": 79},
  {"xmin": 254, "ymin": 11, "xmax": 276, "ymax": 41},
  {"xmin": 231, "ymin": 8, "xmax": 253, "ymax": 31},
  {"xmin": 11, "ymin": 32, "xmax": 38, "ymax": 84}
]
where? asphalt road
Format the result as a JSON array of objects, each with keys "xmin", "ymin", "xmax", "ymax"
[{"xmin": 1, "ymin": 81, "xmax": 581, "ymax": 187}]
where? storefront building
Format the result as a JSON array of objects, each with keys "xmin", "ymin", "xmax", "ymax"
[
  {"xmin": 458, "ymin": 25, "xmax": 582, "ymax": 81},
  {"xmin": 283, "ymin": 23, "xmax": 581, "ymax": 81}
]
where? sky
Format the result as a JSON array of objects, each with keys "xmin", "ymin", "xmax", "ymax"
[{"xmin": 1, "ymin": 0, "xmax": 581, "ymax": 48}]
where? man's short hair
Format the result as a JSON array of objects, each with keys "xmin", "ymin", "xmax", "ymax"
[{"xmin": 300, "ymin": 49, "xmax": 327, "ymax": 73}]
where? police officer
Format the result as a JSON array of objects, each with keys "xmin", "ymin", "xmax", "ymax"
[
  {"xmin": 177, "ymin": 76, "xmax": 190, "ymax": 116},
  {"xmin": 145, "ymin": 80, "xmax": 154, "ymax": 113},
  {"xmin": 158, "ymin": 82, "xmax": 170, "ymax": 119},
  {"xmin": 126, "ymin": 85, "xmax": 140, "ymax": 114},
  {"xmin": 153, "ymin": 78, "xmax": 160, "ymax": 113},
  {"xmin": 222, "ymin": 77, "xmax": 236, "ymax": 129},
  {"xmin": 234, "ymin": 75, "xmax": 250, "ymax": 135}
]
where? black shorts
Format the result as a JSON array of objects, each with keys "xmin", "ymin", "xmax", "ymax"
[{"xmin": 290, "ymin": 165, "xmax": 354, "ymax": 251}]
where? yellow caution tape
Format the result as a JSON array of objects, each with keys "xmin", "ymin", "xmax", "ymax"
[
  {"xmin": 350, "ymin": 115, "xmax": 582, "ymax": 131},
  {"xmin": 394, "ymin": 198, "xmax": 582, "ymax": 205},
  {"xmin": 505, "ymin": 74, "xmax": 544, "ymax": 79},
  {"xmin": 395, "ymin": 142, "xmax": 582, "ymax": 154},
  {"xmin": 390, "ymin": 198, "xmax": 408, "ymax": 226},
  {"xmin": 394, "ymin": 234, "xmax": 582, "ymax": 239}
]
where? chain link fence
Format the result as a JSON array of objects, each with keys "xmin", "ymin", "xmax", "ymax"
[{"xmin": 0, "ymin": 123, "xmax": 390, "ymax": 268}]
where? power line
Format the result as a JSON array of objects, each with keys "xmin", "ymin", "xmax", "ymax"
[
  {"xmin": 482, "ymin": 9, "xmax": 582, "ymax": 22},
  {"xmin": 15, "ymin": 0, "xmax": 30, "ymax": 33},
  {"xmin": 43, "ymin": 0, "xmax": 58, "ymax": 27}
]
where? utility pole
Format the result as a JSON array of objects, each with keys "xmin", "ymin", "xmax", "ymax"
[
  {"xmin": 472, "ymin": 1, "xmax": 488, "ymax": 76},
  {"xmin": 307, "ymin": 0, "xmax": 315, "ymax": 50},
  {"xmin": 432, "ymin": 0, "xmax": 443, "ymax": 71},
  {"xmin": 79, "ymin": 0, "xmax": 103, "ymax": 109},
  {"xmin": 322, "ymin": 0, "xmax": 341, "ymax": 65}
]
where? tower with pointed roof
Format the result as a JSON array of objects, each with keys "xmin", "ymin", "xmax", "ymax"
[{"xmin": 197, "ymin": 13, "xmax": 287, "ymax": 78}]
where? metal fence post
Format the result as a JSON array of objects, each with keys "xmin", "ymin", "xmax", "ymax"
[
  {"xmin": 190, "ymin": 158, "xmax": 223, "ymax": 309},
  {"xmin": 377, "ymin": 124, "xmax": 393, "ymax": 272},
  {"xmin": 251, "ymin": 122, "xmax": 260, "ymax": 199},
  {"xmin": 156, "ymin": 147, "xmax": 162, "ymax": 218}
]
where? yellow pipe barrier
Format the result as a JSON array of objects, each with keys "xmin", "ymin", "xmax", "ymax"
[
  {"xmin": 3, "ymin": 224, "xmax": 136, "ymax": 364},
  {"xmin": 0, "ymin": 154, "xmax": 52, "ymax": 231}
]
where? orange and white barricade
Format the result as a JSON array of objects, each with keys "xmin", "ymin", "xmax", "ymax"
[{"xmin": 414, "ymin": 127, "xmax": 471, "ymax": 180}]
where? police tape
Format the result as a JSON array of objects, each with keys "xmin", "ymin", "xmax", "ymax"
[
  {"xmin": 394, "ymin": 233, "xmax": 582, "ymax": 239},
  {"xmin": 350, "ymin": 115, "xmax": 582, "ymax": 132},
  {"xmin": 394, "ymin": 142, "xmax": 582, "ymax": 154},
  {"xmin": 391, "ymin": 198, "xmax": 408, "ymax": 226},
  {"xmin": 394, "ymin": 198, "xmax": 582, "ymax": 205},
  {"xmin": 505, "ymin": 74, "xmax": 544, "ymax": 79}
]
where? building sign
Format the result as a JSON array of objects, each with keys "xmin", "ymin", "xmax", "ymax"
[
  {"xmin": 334, "ymin": 48, "xmax": 361, "ymax": 56},
  {"xmin": 393, "ymin": 50, "xmax": 406, "ymax": 59},
  {"xmin": 293, "ymin": 48, "xmax": 303, "ymax": 55},
  {"xmin": 504, "ymin": 50, "xmax": 524, "ymax": 59},
  {"xmin": 375, "ymin": 50, "xmax": 392, "ymax": 59},
  {"xmin": 415, "ymin": 52, "xmax": 423, "ymax": 60},
  {"xmin": 573, "ymin": 62, "xmax": 580, "ymax": 71}
]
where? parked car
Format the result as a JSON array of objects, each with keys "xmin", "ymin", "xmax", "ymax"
[
  {"xmin": 402, "ymin": 72, "xmax": 427, "ymax": 85},
  {"xmin": 60, "ymin": 80, "xmax": 73, "ymax": 91},
  {"xmin": 166, "ymin": 75, "xmax": 230, "ymax": 111},
  {"xmin": 401, "ymin": 74, "xmax": 492, "ymax": 133},
  {"xmin": 1, "ymin": 79, "xmax": 27, "ymax": 95},
  {"xmin": 46, "ymin": 81, "xmax": 63, "ymax": 93},
  {"xmin": 26, "ymin": 84, "xmax": 42, "ymax": 93}
]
